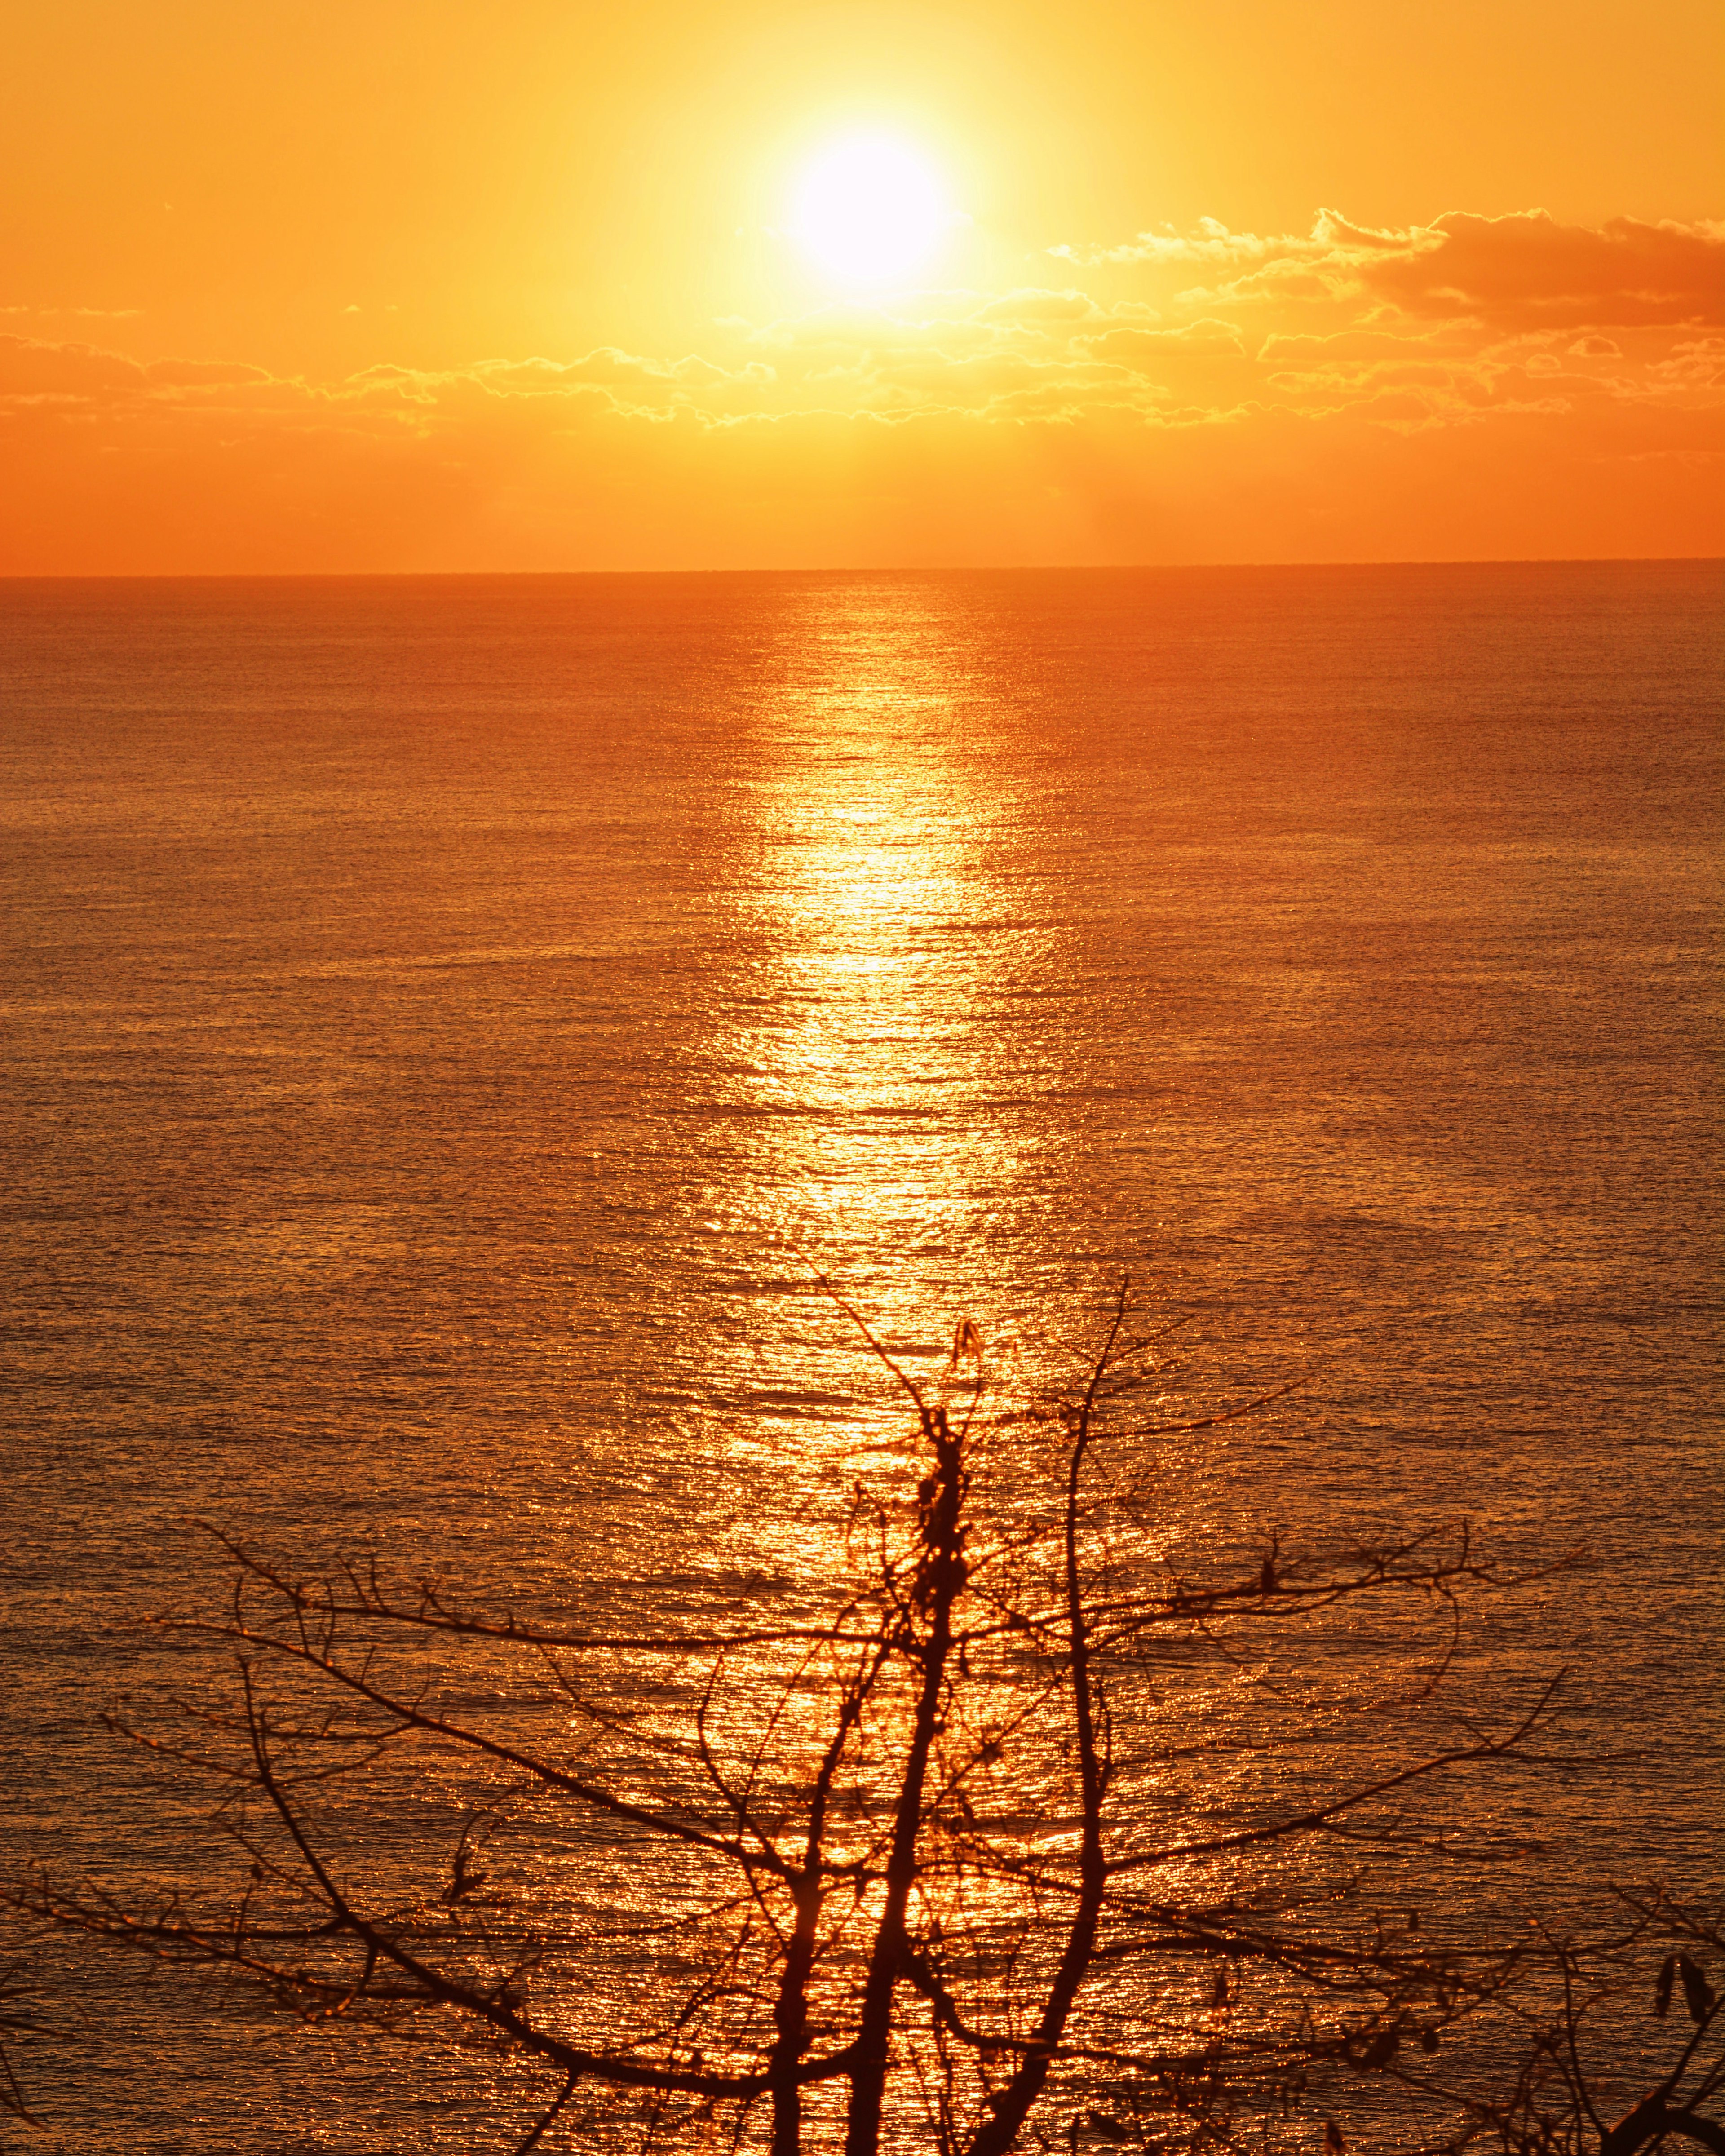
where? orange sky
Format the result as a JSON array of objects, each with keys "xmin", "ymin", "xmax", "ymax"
[{"xmin": 4, "ymin": 0, "xmax": 1721, "ymax": 571}]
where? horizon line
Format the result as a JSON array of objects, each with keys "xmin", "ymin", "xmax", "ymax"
[{"xmin": 3, "ymin": 554, "xmax": 1721, "ymax": 584}]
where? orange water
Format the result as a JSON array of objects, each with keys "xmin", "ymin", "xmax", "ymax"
[{"xmin": 2, "ymin": 564, "xmax": 1719, "ymax": 2149}]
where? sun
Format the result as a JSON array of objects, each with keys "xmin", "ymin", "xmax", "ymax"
[{"xmin": 789, "ymin": 134, "xmax": 956, "ymax": 289}]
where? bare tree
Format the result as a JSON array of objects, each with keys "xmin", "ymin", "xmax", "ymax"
[
  {"xmin": 7, "ymin": 1285, "xmax": 1715, "ymax": 2153},
  {"xmin": 0, "ymin": 1957, "xmax": 50, "ymax": 2129},
  {"xmin": 1458, "ymin": 1893, "xmax": 1724, "ymax": 2156}
]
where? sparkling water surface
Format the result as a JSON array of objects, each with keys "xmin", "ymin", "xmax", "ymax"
[{"xmin": 1, "ymin": 564, "xmax": 1720, "ymax": 2149}]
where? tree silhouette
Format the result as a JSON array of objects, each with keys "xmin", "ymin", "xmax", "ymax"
[
  {"xmin": 1470, "ymin": 1893, "xmax": 1723, "ymax": 2156},
  {"xmin": 7, "ymin": 1285, "xmax": 1719, "ymax": 2153}
]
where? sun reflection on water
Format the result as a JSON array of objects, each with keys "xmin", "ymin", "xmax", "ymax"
[{"xmin": 726, "ymin": 590, "xmax": 1061, "ymax": 1268}]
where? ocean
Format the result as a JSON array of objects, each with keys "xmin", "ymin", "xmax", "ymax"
[{"xmin": 1, "ymin": 563, "xmax": 1720, "ymax": 2150}]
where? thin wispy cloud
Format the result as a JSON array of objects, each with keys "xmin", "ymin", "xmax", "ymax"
[{"xmin": 4, "ymin": 206, "xmax": 1720, "ymax": 570}]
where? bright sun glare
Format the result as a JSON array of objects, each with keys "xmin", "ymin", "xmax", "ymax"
[{"xmin": 790, "ymin": 135, "xmax": 955, "ymax": 288}]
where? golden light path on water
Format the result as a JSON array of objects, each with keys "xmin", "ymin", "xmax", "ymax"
[
  {"xmin": 501, "ymin": 593, "xmax": 1209, "ymax": 2145},
  {"xmin": 739, "ymin": 592, "xmax": 1046, "ymax": 1281}
]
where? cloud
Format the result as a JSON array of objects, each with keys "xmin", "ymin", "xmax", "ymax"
[
  {"xmin": 973, "ymin": 287, "xmax": 1105, "ymax": 325},
  {"xmin": 0, "ymin": 334, "xmax": 278, "ymax": 408},
  {"xmin": 1080, "ymin": 318, "xmax": 1248, "ymax": 362},
  {"xmin": 4, "ymin": 205, "xmax": 1722, "ymax": 571},
  {"xmin": 145, "ymin": 357, "xmax": 274, "ymax": 388},
  {"xmin": 9, "ymin": 214, "xmax": 1722, "ymax": 446},
  {"xmin": 0, "ymin": 333, "xmax": 149, "ymax": 399},
  {"xmin": 1257, "ymin": 325, "xmax": 1459, "ymax": 363},
  {"xmin": 1652, "ymin": 336, "xmax": 1725, "ymax": 388},
  {"xmin": 0, "ymin": 304, "xmax": 143, "ymax": 319},
  {"xmin": 1051, "ymin": 208, "xmax": 1427, "ymax": 281},
  {"xmin": 1360, "ymin": 212, "xmax": 1725, "ymax": 328},
  {"xmin": 1053, "ymin": 208, "xmax": 1725, "ymax": 332}
]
